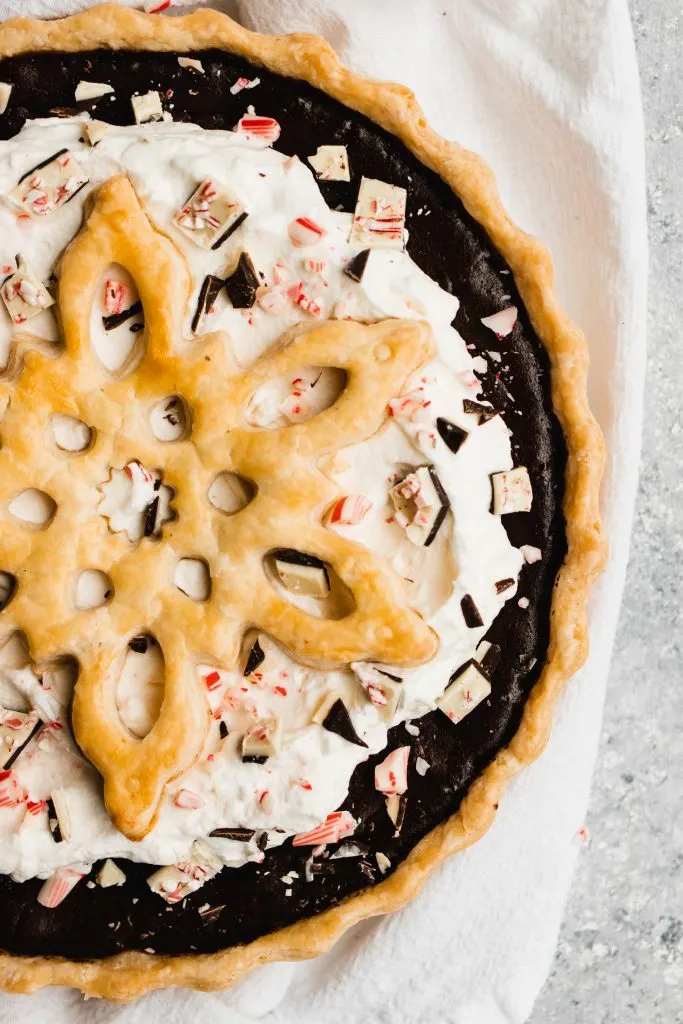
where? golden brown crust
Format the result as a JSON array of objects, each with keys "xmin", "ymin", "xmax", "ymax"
[{"xmin": 0, "ymin": 2, "xmax": 607, "ymax": 1000}]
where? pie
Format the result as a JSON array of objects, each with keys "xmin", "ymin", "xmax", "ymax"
[{"xmin": 0, "ymin": 3, "xmax": 606, "ymax": 1000}]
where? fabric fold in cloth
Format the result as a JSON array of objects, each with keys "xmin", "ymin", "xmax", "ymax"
[{"xmin": 0, "ymin": 1, "xmax": 646, "ymax": 1022}]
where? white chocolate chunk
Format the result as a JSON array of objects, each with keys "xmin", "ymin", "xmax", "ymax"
[
  {"xmin": 0, "ymin": 82, "xmax": 13, "ymax": 115},
  {"xmin": 1, "ymin": 256, "xmax": 55, "ymax": 326},
  {"xmin": 376, "ymin": 851, "xmax": 391, "ymax": 874},
  {"xmin": 242, "ymin": 716, "xmax": 281, "ymax": 760},
  {"xmin": 274, "ymin": 557, "xmax": 329, "ymax": 598},
  {"xmin": 350, "ymin": 176, "xmax": 407, "ymax": 250},
  {"xmin": 148, "ymin": 841, "xmax": 223, "ymax": 904},
  {"xmin": 84, "ymin": 120, "xmax": 110, "ymax": 146},
  {"xmin": 520, "ymin": 544, "xmax": 542, "ymax": 563},
  {"xmin": 9, "ymin": 149, "xmax": 89, "ymax": 218},
  {"xmin": 0, "ymin": 708, "xmax": 39, "ymax": 768},
  {"xmin": 491, "ymin": 466, "xmax": 533, "ymax": 515},
  {"xmin": 174, "ymin": 178, "xmax": 247, "ymax": 250},
  {"xmin": 131, "ymin": 90, "xmax": 164, "ymax": 124},
  {"xmin": 389, "ymin": 465, "xmax": 449, "ymax": 547},
  {"xmin": 481, "ymin": 306, "xmax": 517, "ymax": 338},
  {"xmin": 75, "ymin": 81, "xmax": 114, "ymax": 102},
  {"xmin": 177, "ymin": 57, "xmax": 205, "ymax": 74},
  {"xmin": 308, "ymin": 145, "xmax": 350, "ymax": 181},
  {"xmin": 97, "ymin": 859, "xmax": 126, "ymax": 888},
  {"xmin": 49, "ymin": 788, "xmax": 73, "ymax": 842},
  {"xmin": 351, "ymin": 662, "xmax": 403, "ymax": 720},
  {"xmin": 436, "ymin": 662, "xmax": 491, "ymax": 724}
]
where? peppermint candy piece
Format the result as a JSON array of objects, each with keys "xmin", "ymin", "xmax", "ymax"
[
  {"xmin": 236, "ymin": 115, "xmax": 281, "ymax": 143},
  {"xmin": 103, "ymin": 278, "xmax": 128, "ymax": 316},
  {"xmin": 148, "ymin": 841, "xmax": 223, "ymax": 904},
  {"xmin": 9, "ymin": 149, "xmax": 89, "ymax": 219},
  {"xmin": 230, "ymin": 76, "xmax": 260, "ymax": 94},
  {"xmin": 491, "ymin": 466, "xmax": 533, "ymax": 515},
  {"xmin": 480, "ymin": 305, "xmax": 518, "ymax": 338},
  {"xmin": 374, "ymin": 746, "xmax": 410, "ymax": 796},
  {"xmin": 437, "ymin": 661, "xmax": 491, "ymax": 725},
  {"xmin": 292, "ymin": 810, "xmax": 357, "ymax": 847},
  {"xmin": 350, "ymin": 177, "xmax": 407, "ymax": 250},
  {"xmin": 326, "ymin": 494, "xmax": 373, "ymax": 527},
  {"xmin": 174, "ymin": 788, "xmax": 205, "ymax": 810},
  {"xmin": 0, "ymin": 708, "xmax": 41, "ymax": 769},
  {"xmin": 351, "ymin": 662, "xmax": 403, "ymax": 720},
  {"xmin": 1, "ymin": 255, "xmax": 55, "ymax": 326},
  {"xmin": 308, "ymin": 145, "xmax": 350, "ymax": 182},
  {"xmin": 288, "ymin": 216, "xmax": 327, "ymax": 248},
  {"xmin": 389, "ymin": 465, "xmax": 450, "ymax": 547},
  {"xmin": 37, "ymin": 864, "xmax": 89, "ymax": 908},
  {"xmin": 0, "ymin": 768, "xmax": 27, "ymax": 807}
]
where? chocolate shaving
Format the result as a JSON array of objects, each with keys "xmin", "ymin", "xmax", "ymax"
[
  {"xmin": 128, "ymin": 635, "xmax": 149, "ymax": 654},
  {"xmin": 219, "ymin": 721, "xmax": 228, "ymax": 739},
  {"xmin": 191, "ymin": 274, "xmax": 224, "ymax": 334},
  {"xmin": 129, "ymin": 322, "xmax": 144, "ymax": 333},
  {"xmin": 4, "ymin": 719, "xmax": 42, "ymax": 770},
  {"xmin": 424, "ymin": 466, "xmax": 451, "ymax": 547},
  {"xmin": 378, "ymin": 668, "xmax": 403, "ymax": 683},
  {"xmin": 211, "ymin": 210, "xmax": 248, "ymax": 251},
  {"xmin": 102, "ymin": 300, "xmax": 143, "ymax": 332},
  {"xmin": 479, "ymin": 643, "xmax": 502, "ymax": 679},
  {"xmin": 243, "ymin": 638, "xmax": 265, "ymax": 677},
  {"xmin": 242, "ymin": 753, "xmax": 269, "ymax": 765},
  {"xmin": 495, "ymin": 578, "xmax": 515, "ymax": 594},
  {"xmin": 461, "ymin": 594, "xmax": 483, "ymax": 628},
  {"xmin": 436, "ymin": 417, "xmax": 469, "ymax": 455},
  {"xmin": 321, "ymin": 698, "xmax": 367, "ymax": 748},
  {"xmin": 343, "ymin": 249, "xmax": 370, "ymax": 282},
  {"xmin": 143, "ymin": 496, "xmax": 159, "ymax": 538},
  {"xmin": 257, "ymin": 831, "xmax": 268, "ymax": 851},
  {"xmin": 225, "ymin": 252, "xmax": 260, "ymax": 309},
  {"xmin": 46, "ymin": 797, "xmax": 64, "ymax": 843},
  {"xmin": 209, "ymin": 827, "xmax": 255, "ymax": 841},
  {"xmin": 462, "ymin": 399, "xmax": 498, "ymax": 424},
  {"xmin": 393, "ymin": 793, "xmax": 408, "ymax": 834}
]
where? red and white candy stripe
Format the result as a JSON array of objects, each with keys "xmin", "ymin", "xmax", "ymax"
[
  {"xmin": 288, "ymin": 217, "xmax": 327, "ymax": 248},
  {"xmin": 0, "ymin": 769, "xmax": 27, "ymax": 808},
  {"xmin": 236, "ymin": 115, "xmax": 281, "ymax": 144},
  {"xmin": 374, "ymin": 746, "xmax": 410, "ymax": 796},
  {"xmin": 326, "ymin": 494, "xmax": 373, "ymax": 527},
  {"xmin": 104, "ymin": 279, "xmax": 128, "ymax": 316},
  {"xmin": 37, "ymin": 865, "xmax": 89, "ymax": 908},
  {"xmin": 173, "ymin": 788, "xmax": 205, "ymax": 810},
  {"xmin": 292, "ymin": 810, "xmax": 357, "ymax": 847}
]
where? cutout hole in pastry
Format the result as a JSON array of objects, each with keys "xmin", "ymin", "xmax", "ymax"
[
  {"xmin": 90, "ymin": 264, "xmax": 145, "ymax": 376},
  {"xmin": 75, "ymin": 569, "xmax": 113, "ymax": 611},
  {"xmin": 98, "ymin": 461, "xmax": 175, "ymax": 543},
  {"xmin": 50, "ymin": 413, "xmax": 94, "ymax": 454},
  {"xmin": 207, "ymin": 471, "xmax": 256, "ymax": 515},
  {"xmin": 263, "ymin": 548, "xmax": 355, "ymax": 620},
  {"xmin": 116, "ymin": 634, "xmax": 164, "ymax": 740},
  {"xmin": 174, "ymin": 558, "xmax": 211, "ymax": 601},
  {"xmin": 150, "ymin": 395, "xmax": 191, "ymax": 443},
  {"xmin": 8, "ymin": 489, "xmax": 57, "ymax": 529},
  {"xmin": 0, "ymin": 572, "xmax": 17, "ymax": 612},
  {"xmin": 246, "ymin": 366, "xmax": 347, "ymax": 428},
  {"xmin": 41, "ymin": 655, "xmax": 79, "ymax": 713}
]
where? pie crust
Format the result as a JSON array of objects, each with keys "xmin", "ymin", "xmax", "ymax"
[{"xmin": 0, "ymin": 3, "xmax": 606, "ymax": 1000}]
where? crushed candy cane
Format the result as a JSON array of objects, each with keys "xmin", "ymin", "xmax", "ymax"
[
  {"xmin": 350, "ymin": 177, "xmax": 407, "ymax": 250},
  {"xmin": 491, "ymin": 466, "xmax": 533, "ymax": 515},
  {"xmin": 292, "ymin": 810, "xmax": 357, "ymax": 846},
  {"xmin": 175, "ymin": 178, "xmax": 248, "ymax": 250},
  {"xmin": 37, "ymin": 864, "xmax": 89, "ymax": 907},
  {"xmin": 230, "ymin": 76, "xmax": 260, "ymax": 94},
  {"xmin": 288, "ymin": 216, "xmax": 327, "ymax": 248},
  {"xmin": 9, "ymin": 149, "xmax": 89, "ymax": 219},
  {"xmin": 374, "ymin": 746, "xmax": 409, "ymax": 796},
  {"xmin": 236, "ymin": 114, "xmax": 281, "ymax": 144},
  {"xmin": 326, "ymin": 494, "xmax": 373, "ymax": 527}
]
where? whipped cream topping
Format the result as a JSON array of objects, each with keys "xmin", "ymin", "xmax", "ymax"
[{"xmin": 0, "ymin": 117, "xmax": 525, "ymax": 882}]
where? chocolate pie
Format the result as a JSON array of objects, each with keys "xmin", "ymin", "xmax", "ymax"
[{"xmin": 0, "ymin": 4, "xmax": 605, "ymax": 999}]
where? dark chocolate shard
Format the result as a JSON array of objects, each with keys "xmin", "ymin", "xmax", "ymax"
[
  {"xmin": 219, "ymin": 721, "xmax": 228, "ymax": 740},
  {"xmin": 436, "ymin": 417, "xmax": 469, "ymax": 455},
  {"xmin": 192, "ymin": 274, "xmax": 224, "ymax": 334},
  {"xmin": 461, "ymin": 593, "xmax": 483, "ymax": 628},
  {"xmin": 209, "ymin": 827, "xmax": 255, "ymax": 841},
  {"xmin": 495, "ymin": 578, "xmax": 515, "ymax": 594},
  {"xmin": 225, "ymin": 252, "xmax": 260, "ymax": 309},
  {"xmin": 49, "ymin": 106, "xmax": 84, "ymax": 119},
  {"xmin": 129, "ymin": 322, "xmax": 144, "ymax": 334},
  {"xmin": 128, "ymin": 635, "xmax": 149, "ymax": 654},
  {"xmin": 211, "ymin": 210, "xmax": 248, "ymax": 251},
  {"xmin": 243, "ymin": 638, "xmax": 265, "ymax": 677},
  {"xmin": 424, "ymin": 466, "xmax": 451, "ymax": 547},
  {"xmin": 377, "ymin": 668, "xmax": 403, "ymax": 683},
  {"xmin": 102, "ymin": 300, "xmax": 143, "ymax": 332},
  {"xmin": 479, "ymin": 642, "xmax": 502, "ymax": 679},
  {"xmin": 242, "ymin": 753, "xmax": 269, "ymax": 765},
  {"xmin": 462, "ymin": 399, "xmax": 498, "ymax": 424},
  {"xmin": 143, "ymin": 496, "xmax": 159, "ymax": 538},
  {"xmin": 321, "ymin": 698, "xmax": 367, "ymax": 748},
  {"xmin": 4, "ymin": 719, "xmax": 42, "ymax": 770},
  {"xmin": 46, "ymin": 797, "xmax": 64, "ymax": 843},
  {"xmin": 343, "ymin": 249, "xmax": 370, "ymax": 282},
  {"xmin": 257, "ymin": 831, "xmax": 268, "ymax": 851},
  {"xmin": 394, "ymin": 792, "xmax": 408, "ymax": 834}
]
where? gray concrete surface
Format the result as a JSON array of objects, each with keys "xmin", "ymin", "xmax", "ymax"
[{"xmin": 530, "ymin": 2, "xmax": 682, "ymax": 1021}]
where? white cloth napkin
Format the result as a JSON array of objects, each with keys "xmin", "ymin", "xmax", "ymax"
[{"xmin": 0, "ymin": 1, "xmax": 647, "ymax": 1022}]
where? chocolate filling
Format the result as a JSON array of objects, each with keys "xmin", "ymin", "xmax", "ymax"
[{"xmin": 0, "ymin": 47, "xmax": 566, "ymax": 961}]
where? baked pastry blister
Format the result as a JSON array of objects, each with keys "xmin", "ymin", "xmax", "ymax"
[{"xmin": 0, "ymin": 4, "xmax": 605, "ymax": 999}]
